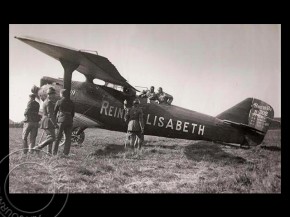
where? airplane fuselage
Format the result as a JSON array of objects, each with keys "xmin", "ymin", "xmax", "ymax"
[{"xmin": 39, "ymin": 77, "xmax": 245, "ymax": 145}]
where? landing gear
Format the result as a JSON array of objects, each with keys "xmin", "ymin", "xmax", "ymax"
[
  {"xmin": 240, "ymin": 135, "xmax": 256, "ymax": 149},
  {"xmin": 240, "ymin": 139, "xmax": 250, "ymax": 149},
  {"xmin": 72, "ymin": 129, "xmax": 85, "ymax": 144},
  {"xmin": 59, "ymin": 127, "xmax": 85, "ymax": 146}
]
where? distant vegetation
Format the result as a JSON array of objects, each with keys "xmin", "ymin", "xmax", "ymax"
[
  {"xmin": 9, "ymin": 119, "xmax": 23, "ymax": 128},
  {"xmin": 269, "ymin": 118, "xmax": 281, "ymax": 130}
]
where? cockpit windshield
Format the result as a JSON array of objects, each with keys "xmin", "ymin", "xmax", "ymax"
[
  {"xmin": 102, "ymin": 82, "xmax": 136, "ymax": 97},
  {"xmin": 104, "ymin": 82, "xmax": 123, "ymax": 92}
]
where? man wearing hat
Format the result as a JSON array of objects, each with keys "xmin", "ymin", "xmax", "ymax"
[
  {"xmin": 124, "ymin": 98, "xmax": 144, "ymax": 149},
  {"xmin": 156, "ymin": 87, "xmax": 173, "ymax": 105},
  {"xmin": 22, "ymin": 93, "xmax": 40, "ymax": 154},
  {"xmin": 33, "ymin": 87, "xmax": 58, "ymax": 154},
  {"xmin": 53, "ymin": 89, "xmax": 75, "ymax": 155}
]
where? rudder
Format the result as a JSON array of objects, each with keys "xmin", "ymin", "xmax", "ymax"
[
  {"xmin": 247, "ymin": 98, "xmax": 274, "ymax": 133},
  {"xmin": 216, "ymin": 98, "xmax": 274, "ymax": 146}
]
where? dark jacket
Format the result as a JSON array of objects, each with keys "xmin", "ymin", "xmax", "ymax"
[
  {"xmin": 140, "ymin": 90, "xmax": 157, "ymax": 100},
  {"xmin": 54, "ymin": 97, "xmax": 75, "ymax": 124},
  {"xmin": 24, "ymin": 100, "xmax": 40, "ymax": 123},
  {"xmin": 156, "ymin": 92, "xmax": 173, "ymax": 104},
  {"xmin": 124, "ymin": 106, "xmax": 144, "ymax": 132},
  {"xmin": 40, "ymin": 98, "xmax": 57, "ymax": 129}
]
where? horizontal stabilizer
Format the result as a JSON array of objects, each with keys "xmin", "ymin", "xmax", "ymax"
[{"xmin": 222, "ymin": 120, "xmax": 265, "ymax": 135}]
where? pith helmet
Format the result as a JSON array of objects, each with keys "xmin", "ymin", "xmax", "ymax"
[
  {"xmin": 47, "ymin": 87, "xmax": 56, "ymax": 94},
  {"xmin": 133, "ymin": 98, "xmax": 140, "ymax": 105},
  {"xmin": 31, "ymin": 85, "xmax": 39, "ymax": 95}
]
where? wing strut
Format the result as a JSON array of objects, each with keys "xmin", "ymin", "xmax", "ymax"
[{"xmin": 60, "ymin": 59, "xmax": 79, "ymax": 99}]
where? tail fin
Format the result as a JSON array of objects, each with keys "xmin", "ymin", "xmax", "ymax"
[{"xmin": 216, "ymin": 98, "xmax": 274, "ymax": 146}]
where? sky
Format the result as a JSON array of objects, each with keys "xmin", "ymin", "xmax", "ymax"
[{"xmin": 9, "ymin": 24, "xmax": 281, "ymax": 122}]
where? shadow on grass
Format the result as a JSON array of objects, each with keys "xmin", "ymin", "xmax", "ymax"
[
  {"xmin": 91, "ymin": 144, "xmax": 125, "ymax": 156},
  {"xmin": 260, "ymin": 145, "xmax": 281, "ymax": 152},
  {"xmin": 214, "ymin": 141, "xmax": 250, "ymax": 150},
  {"xmin": 184, "ymin": 141, "xmax": 247, "ymax": 165},
  {"xmin": 143, "ymin": 144, "xmax": 179, "ymax": 150}
]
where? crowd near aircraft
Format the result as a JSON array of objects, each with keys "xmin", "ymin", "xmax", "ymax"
[{"xmin": 15, "ymin": 36, "xmax": 276, "ymax": 147}]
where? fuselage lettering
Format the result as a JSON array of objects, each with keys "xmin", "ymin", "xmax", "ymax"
[
  {"xmin": 158, "ymin": 117, "xmax": 164, "ymax": 127},
  {"xmin": 108, "ymin": 106, "xmax": 113, "ymax": 116},
  {"xmin": 183, "ymin": 122, "xmax": 189, "ymax": 132},
  {"xmin": 198, "ymin": 125, "xmax": 205, "ymax": 135},
  {"xmin": 146, "ymin": 114, "xmax": 151, "ymax": 125},
  {"xmin": 153, "ymin": 116, "xmax": 157, "ymax": 126},
  {"xmin": 176, "ymin": 120, "xmax": 182, "ymax": 131},
  {"xmin": 100, "ymin": 100, "xmax": 109, "ymax": 115},
  {"xmin": 192, "ymin": 123, "xmax": 197, "ymax": 134},
  {"xmin": 70, "ymin": 89, "xmax": 76, "ymax": 95},
  {"xmin": 166, "ymin": 119, "xmax": 174, "ymax": 129},
  {"xmin": 117, "ymin": 108, "xmax": 124, "ymax": 119},
  {"xmin": 100, "ymin": 100, "xmax": 206, "ymax": 136}
]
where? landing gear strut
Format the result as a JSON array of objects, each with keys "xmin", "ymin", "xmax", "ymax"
[
  {"xmin": 59, "ymin": 127, "xmax": 85, "ymax": 146},
  {"xmin": 240, "ymin": 135, "xmax": 256, "ymax": 149}
]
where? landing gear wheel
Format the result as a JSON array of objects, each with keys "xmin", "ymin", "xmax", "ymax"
[
  {"xmin": 72, "ymin": 129, "xmax": 85, "ymax": 144},
  {"xmin": 59, "ymin": 128, "xmax": 85, "ymax": 146}
]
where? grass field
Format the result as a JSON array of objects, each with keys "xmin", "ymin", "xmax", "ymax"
[{"xmin": 8, "ymin": 128, "xmax": 281, "ymax": 193}]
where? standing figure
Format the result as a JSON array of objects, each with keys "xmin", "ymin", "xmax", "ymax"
[
  {"xmin": 33, "ymin": 87, "xmax": 58, "ymax": 154},
  {"xmin": 22, "ymin": 93, "xmax": 40, "ymax": 154},
  {"xmin": 124, "ymin": 99, "xmax": 144, "ymax": 149},
  {"xmin": 53, "ymin": 89, "xmax": 75, "ymax": 156}
]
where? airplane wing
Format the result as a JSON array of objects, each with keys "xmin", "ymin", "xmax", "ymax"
[{"xmin": 15, "ymin": 36, "xmax": 137, "ymax": 90}]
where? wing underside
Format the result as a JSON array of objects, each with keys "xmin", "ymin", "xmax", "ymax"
[
  {"xmin": 73, "ymin": 113, "xmax": 103, "ymax": 129},
  {"xmin": 15, "ymin": 36, "xmax": 136, "ymax": 90}
]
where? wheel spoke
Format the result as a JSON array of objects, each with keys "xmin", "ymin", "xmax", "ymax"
[{"xmin": 59, "ymin": 128, "xmax": 85, "ymax": 146}]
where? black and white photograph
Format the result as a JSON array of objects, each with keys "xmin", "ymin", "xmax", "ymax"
[{"xmin": 7, "ymin": 24, "xmax": 280, "ymax": 201}]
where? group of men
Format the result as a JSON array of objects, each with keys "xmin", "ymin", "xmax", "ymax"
[
  {"xmin": 139, "ymin": 86, "xmax": 173, "ymax": 105},
  {"xmin": 22, "ymin": 87, "xmax": 75, "ymax": 156},
  {"xmin": 22, "ymin": 85, "xmax": 172, "ymax": 153}
]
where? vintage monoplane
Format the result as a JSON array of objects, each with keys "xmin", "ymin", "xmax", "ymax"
[{"xmin": 15, "ymin": 36, "xmax": 275, "ymax": 147}]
